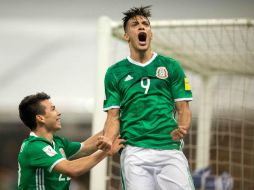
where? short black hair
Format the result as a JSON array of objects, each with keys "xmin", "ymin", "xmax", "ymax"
[
  {"xmin": 19, "ymin": 92, "xmax": 50, "ymax": 130},
  {"xmin": 122, "ymin": 5, "xmax": 152, "ymax": 32}
]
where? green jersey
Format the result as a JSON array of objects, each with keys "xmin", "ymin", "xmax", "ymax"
[
  {"xmin": 18, "ymin": 132, "xmax": 82, "ymax": 190},
  {"xmin": 103, "ymin": 53, "xmax": 192, "ymax": 150}
]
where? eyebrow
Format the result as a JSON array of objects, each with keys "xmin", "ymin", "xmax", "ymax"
[{"xmin": 130, "ymin": 18, "xmax": 149, "ymax": 24}]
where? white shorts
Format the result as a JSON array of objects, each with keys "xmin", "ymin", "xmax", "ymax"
[{"xmin": 120, "ymin": 145, "xmax": 195, "ymax": 190}]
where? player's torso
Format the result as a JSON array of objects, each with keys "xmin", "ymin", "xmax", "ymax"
[
  {"xmin": 110, "ymin": 54, "xmax": 180, "ymax": 149},
  {"xmin": 18, "ymin": 138, "xmax": 70, "ymax": 190},
  {"xmin": 115, "ymin": 55, "xmax": 175, "ymax": 112}
]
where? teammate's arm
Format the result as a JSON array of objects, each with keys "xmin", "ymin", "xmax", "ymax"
[
  {"xmin": 73, "ymin": 131, "xmax": 104, "ymax": 158},
  {"xmin": 54, "ymin": 150, "xmax": 106, "ymax": 177},
  {"xmin": 171, "ymin": 101, "xmax": 191, "ymax": 140},
  {"xmin": 96, "ymin": 108, "xmax": 120, "ymax": 152},
  {"xmin": 53, "ymin": 137, "xmax": 124, "ymax": 178}
]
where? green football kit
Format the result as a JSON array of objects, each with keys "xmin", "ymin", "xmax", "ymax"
[
  {"xmin": 103, "ymin": 53, "xmax": 193, "ymax": 150},
  {"xmin": 104, "ymin": 53, "xmax": 194, "ymax": 190},
  {"xmin": 18, "ymin": 132, "xmax": 82, "ymax": 190}
]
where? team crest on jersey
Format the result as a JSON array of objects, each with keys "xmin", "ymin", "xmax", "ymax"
[
  {"xmin": 156, "ymin": 67, "xmax": 168, "ymax": 79},
  {"xmin": 42, "ymin": 145, "xmax": 57, "ymax": 157}
]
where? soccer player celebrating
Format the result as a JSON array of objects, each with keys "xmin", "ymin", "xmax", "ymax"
[
  {"xmin": 98, "ymin": 5, "xmax": 194, "ymax": 190},
  {"xmin": 17, "ymin": 92, "xmax": 124, "ymax": 190}
]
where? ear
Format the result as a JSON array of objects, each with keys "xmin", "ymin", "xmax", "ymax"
[
  {"xmin": 36, "ymin": 115, "xmax": 45, "ymax": 124},
  {"xmin": 124, "ymin": 33, "xmax": 130, "ymax": 42}
]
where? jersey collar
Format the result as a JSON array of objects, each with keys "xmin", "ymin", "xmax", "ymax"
[
  {"xmin": 30, "ymin": 132, "xmax": 38, "ymax": 137},
  {"xmin": 127, "ymin": 52, "xmax": 157, "ymax": 67},
  {"xmin": 30, "ymin": 132, "xmax": 55, "ymax": 145}
]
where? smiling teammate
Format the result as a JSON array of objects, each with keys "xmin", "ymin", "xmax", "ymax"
[
  {"xmin": 17, "ymin": 92, "xmax": 124, "ymax": 190},
  {"xmin": 96, "ymin": 5, "xmax": 195, "ymax": 190}
]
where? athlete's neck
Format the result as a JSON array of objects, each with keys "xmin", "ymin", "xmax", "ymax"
[
  {"xmin": 33, "ymin": 127, "xmax": 54, "ymax": 142},
  {"xmin": 129, "ymin": 50, "xmax": 153, "ymax": 64}
]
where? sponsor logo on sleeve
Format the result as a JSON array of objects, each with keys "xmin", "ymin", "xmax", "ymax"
[
  {"xmin": 42, "ymin": 145, "xmax": 57, "ymax": 157},
  {"xmin": 184, "ymin": 77, "xmax": 191, "ymax": 91}
]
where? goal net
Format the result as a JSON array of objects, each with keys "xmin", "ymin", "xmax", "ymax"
[{"xmin": 91, "ymin": 18, "xmax": 254, "ymax": 190}]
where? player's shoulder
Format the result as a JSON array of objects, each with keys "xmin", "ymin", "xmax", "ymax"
[
  {"xmin": 156, "ymin": 54, "xmax": 183, "ymax": 73},
  {"xmin": 53, "ymin": 135, "xmax": 67, "ymax": 146},
  {"xmin": 22, "ymin": 136, "xmax": 51, "ymax": 152},
  {"xmin": 53, "ymin": 134, "xmax": 64, "ymax": 141},
  {"xmin": 106, "ymin": 58, "xmax": 129, "ymax": 73},
  {"xmin": 156, "ymin": 54, "xmax": 180, "ymax": 65}
]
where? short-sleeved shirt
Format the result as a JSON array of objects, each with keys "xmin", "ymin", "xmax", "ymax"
[
  {"xmin": 103, "ymin": 53, "xmax": 192, "ymax": 150},
  {"xmin": 18, "ymin": 132, "xmax": 82, "ymax": 190}
]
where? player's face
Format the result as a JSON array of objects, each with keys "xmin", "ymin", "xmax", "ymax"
[
  {"xmin": 124, "ymin": 16, "xmax": 152, "ymax": 52},
  {"xmin": 39, "ymin": 100, "xmax": 62, "ymax": 132}
]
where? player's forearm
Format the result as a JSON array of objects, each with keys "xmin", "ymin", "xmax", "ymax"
[
  {"xmin": 171, "ymin": 101, "xmax": 191, "ymax": 140},
  {"xmin": 176, "ymin": 101, "xmax": 191, "ymax": 130},
  {"xmin": 103, "ymin": 109, "xmax": 120, "ymax": 141},
  {"xmin": 79, "ymin": 131, "xmax": 103, "ymax": 156},
  {"xmin": 96, "ymin": 109, "xmax": 120, "ymax": 152},
  {"xmin": 54, "ymin": 150, "xmax": 107, "ymax": 178},
  {"xmin": 104, "ymin": 119, "xmax": 120, "ymax": 141}
]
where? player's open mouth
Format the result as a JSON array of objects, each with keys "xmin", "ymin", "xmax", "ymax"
[{"xmin": 138, "ymin": 32, "xmax": 147, "ymax": 44}]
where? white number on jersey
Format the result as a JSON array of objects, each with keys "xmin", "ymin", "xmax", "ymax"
[
  {"xmin": 141, "ymin": 77, "xmax": 150, "ymax": 94},
  {"xmin": 59, "ymin": 174, "xmax": 71, "ymax": 181}
]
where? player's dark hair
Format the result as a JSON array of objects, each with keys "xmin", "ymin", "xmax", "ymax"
[
  {"xmin": 19, "ymin": 92, "xmax": 50, "ymax": 130},
  {"xmin": 122, "ymin": 5, "xmax": 152, "ymax": 32}
]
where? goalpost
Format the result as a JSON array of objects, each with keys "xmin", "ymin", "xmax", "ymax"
[{"xmin": 91, "ymin": 17, "xmax": 254, "ymax": 190}]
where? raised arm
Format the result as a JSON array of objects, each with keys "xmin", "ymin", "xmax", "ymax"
[
  {"xmin": 73, "ymin": 131, "xmax": 103, "ymax": 158},
  {"xmin": 96, "ymin": 108, "xmax": 121, "ymax": 152},
  {"xmin": 171, "ymin": 101, "xmax": 192, "ymax": 140}
]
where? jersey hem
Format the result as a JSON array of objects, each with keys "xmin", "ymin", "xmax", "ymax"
[
  {"xmin": 49, "ymin": 158, "xmax": 66, "ymax": 172},
  {"xmin": 125, "ymin": 143, "xmax": 181, "ymax": 151}
]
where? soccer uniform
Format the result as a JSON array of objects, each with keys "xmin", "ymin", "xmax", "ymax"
[
  {"xmin": 18, "ymin": 132, "xmax": 82, "ymax": 190},
  {"xmin": 104, "ymin": 53, "xmax": 194, "ymax": 190}
]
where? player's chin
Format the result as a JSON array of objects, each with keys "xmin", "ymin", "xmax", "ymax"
[
  {"xmin": 55, "ymin": 124, "xmax": 62, "ymax": 130},
  {"xmin": 137, "ymin": 45, "xmax": 149, "ymax": 51}
]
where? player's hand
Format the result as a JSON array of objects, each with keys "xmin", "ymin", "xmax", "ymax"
[
  {"xmin": 107, "ymin": 135, "xmax": 125, "ymax": 156},
  {"xmin": 96, "ymin": 136, "xmax": 112, "ymax": 152},
  {"xmin": 170, "ymin": 126, "xmax": 188, "ymax": 140}
]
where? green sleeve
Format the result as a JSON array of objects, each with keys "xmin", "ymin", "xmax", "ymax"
[
  {"xmin": 60, "ymin": 137, "xmax": 81, "ymax": 159},
  {"xmin": 103, "ymin": 70, "xmax": 121, "ymax": 111},
  {"xmin": 170, "ymin": 60, "xmax": 193, "ymax": 101}
]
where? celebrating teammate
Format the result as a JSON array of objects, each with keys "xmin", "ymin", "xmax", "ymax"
[
  {"xmin": 17, "ymin": 92, "xmax": 124, "ymax": 190},
  {"xmin": 98, "ymin": 5, "xmax": 195, "ymax": 190}
]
